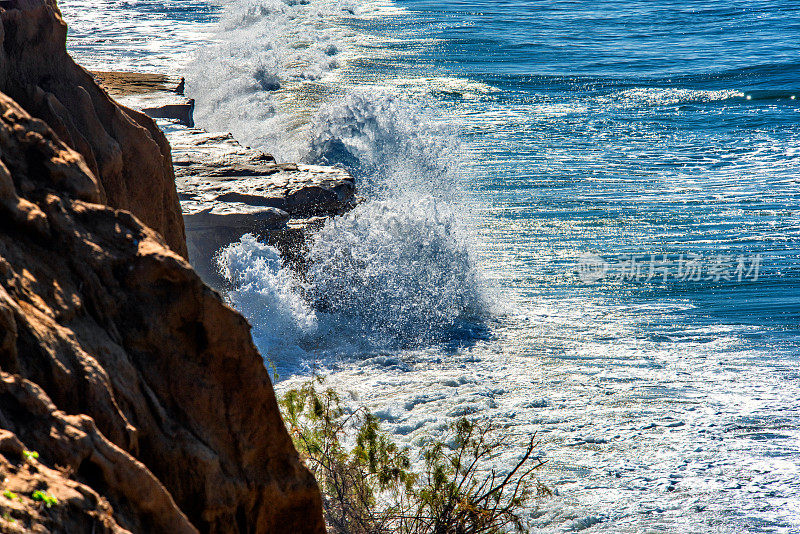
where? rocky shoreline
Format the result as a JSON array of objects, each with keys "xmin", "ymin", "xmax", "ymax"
[
  {"xmin": 0, "ymin": 1, "xmax": 329, "ymax": 532},
  {"xmin": 93, "ymin": 71, "xmax": 356, "ymax": 288}
]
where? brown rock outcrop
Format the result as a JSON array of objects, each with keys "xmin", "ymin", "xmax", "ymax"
[
  {"xmin": 0, "ymin": 0, "xmax": 187, "ymax": 257},
  {"xmin": 0, "ymin": 87, "xmax": 324, "ymax": 534},
  {"xmin": 0, "ymin": 372, "xmax": 194, "ymax": 533}
]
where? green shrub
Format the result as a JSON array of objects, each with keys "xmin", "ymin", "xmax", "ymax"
[
  {"xmin": 31, "ymin": 490, "xmax": 57, "ymax": 508},
  {"xmin": 279, "ymin": 378, "xmax": 549, "ymax": 534}
]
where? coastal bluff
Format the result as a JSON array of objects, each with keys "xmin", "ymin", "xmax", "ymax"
[
  {"xmin": 0, "ymin": 0, "xmax": 186, "ymax": 257},
  {"xmin": 0, "ymin": 1, "xmax": 325, "ymax": 533}
]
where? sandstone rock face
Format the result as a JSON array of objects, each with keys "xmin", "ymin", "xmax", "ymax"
[
  {"xmin": 0, "ymin": 92, "xmax": 325, "ymax": 533},
  {"xmin": 172, "ymin": 129, "xmax": 356, "ymax": 220},
  {"xmin": 0, "ymin": 0, "xmax": 187, "ymax": 257},
  {"xmin": 0, "ymin": 373, "xmax": 193, "ymax": 534}
]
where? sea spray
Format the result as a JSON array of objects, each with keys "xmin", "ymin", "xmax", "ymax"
[
  {"xmin": 306, "ymin": 195, "xmax": 485, "ymax": 345},
  {"xmin": 305, "ymin": 91, "xmax": 463, "ymax": 202},
  {"xmin": 210, "ymin": 86, "xmax": 487, "ymax": 354},
  {"xmin": 217, "ymin": 194, "xmax": 487, "ymax": 355},
  {"xmin": 195, "ymin": 0, "xmax": 486, "ymax": 357},
  {"xmin": 216, "ymin": 235, "xmax": 318, "ymax": 357},
  {"xmin": 186, "ymin": 0, "xmax": 405, "ymax": 161}
]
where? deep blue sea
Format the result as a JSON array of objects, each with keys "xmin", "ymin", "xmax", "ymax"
[{"xmin": 62, "ymin": 0, "xmax": 800, "ymax": 531}]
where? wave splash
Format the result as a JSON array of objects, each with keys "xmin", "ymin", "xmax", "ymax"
[
  {"xmin": 186, "ymin": 0, "xmax": 405, "ymax": 161},
  {"xmin": 218, "ymin": 194, "xmax": 485, "ymax": 356},
  {"xmin": 200, "ymin": 0, "xmax": 488, "ymax": 359},
  {"xmin": 305, "ymin": 92, "xmax": 463, "ymax": 201},
  {"xmin": 217, "ymin": 235, "xmax": 318, "ymax": 356},
  {"xmin": 306, "ymin": 196, "xmax": 485, "ymax": 346}
]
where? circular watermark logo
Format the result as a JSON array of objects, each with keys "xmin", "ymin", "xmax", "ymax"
[{"xmin": 576, "ymin": 252, "xmax": 609, "ymax": 283}]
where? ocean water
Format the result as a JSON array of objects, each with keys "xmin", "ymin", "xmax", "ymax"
[{"xmin": 60, "ymin": 0, "xmax": 800, "ymax": 532}]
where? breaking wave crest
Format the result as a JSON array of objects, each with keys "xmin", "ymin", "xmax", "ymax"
[
  {"xmin": 216, "ymin": 235, "xmax": 318, "ymax": 355},
  {"xmin": 218, "ymin": 195, "xmax": 486, "ymax": 356},
  {"xmin": 201, "ymin": 0, "xmax": 488, "ymax": 358},
  {"xmin": 306, "ymin": 196, "xmax": 485, "ymax": 345}
]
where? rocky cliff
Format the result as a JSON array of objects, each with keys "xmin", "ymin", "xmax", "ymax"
[
  {"xmin": 0, "ymin": 0, "xmax": 187, "ymax": 257},
  {"xmin": 0, "ymin": 1, "xmax": 325, "ymax": 533}
]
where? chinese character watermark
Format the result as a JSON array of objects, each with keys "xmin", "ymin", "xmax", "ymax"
[{"xmin": 576, "ymin": 253, "xmax": 762, "ymax": 284}]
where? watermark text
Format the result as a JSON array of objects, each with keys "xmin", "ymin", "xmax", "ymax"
[{"xmin": 576, "ymin": 253, "xmax": 762, "ymax": 284}]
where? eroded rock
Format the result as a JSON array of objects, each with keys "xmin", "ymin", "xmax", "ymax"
[
  {"xmin": 0, "ymin": 0, "xmax": 187, "ymax": 256},
  {"xmin": 0, "ymin": 372, "xmax": 193, "ymax": 534},
  {"xmin": 0, "ymin": 89, "xmax": 324, "ymax": 533}
]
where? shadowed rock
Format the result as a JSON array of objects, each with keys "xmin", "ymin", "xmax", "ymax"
[
  {"xmin": 0, "ymin": 64, "xmax": 324, "ymax": 534},
  {"xmin": 0, "ymin": 0, "xmax": 187, "ymax": 256},
  {"xmin": 0, "ymin": 373, "xmax": 195, "ymax": 533},
  {"xmin": 142, "ymin": 99, "xmax": 195, "ymax": 127}
]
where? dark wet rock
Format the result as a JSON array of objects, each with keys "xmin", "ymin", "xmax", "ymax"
[{"xmin": 142, "ymin": 99, "xmax": 195, "ymax": 127}]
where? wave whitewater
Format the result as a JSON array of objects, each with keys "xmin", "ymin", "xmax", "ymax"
[{"xmin": 195, "ymin": 0, "xmax": 489, "ymax": 361}]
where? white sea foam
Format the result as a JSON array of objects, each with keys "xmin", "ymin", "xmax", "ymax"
[
  {"xmin": 60, "ymin": 0, "xmax": 218, "ymax": 72},
  {"xmin": 185, "ymin": 0, "xmax": 412, "ymax": 161},
  {"xmin": 606, "ymin": 88, "xmax": 746, "ymax": 108},
  {"xmin": 216, "ymin": 235, "xmax": 318, "ymax": 356},
  {"xmin": 392, "ymin": 77, "xmax": 501, "ymax": 99}
]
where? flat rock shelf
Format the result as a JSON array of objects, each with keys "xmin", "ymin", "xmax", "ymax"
[
  {"xmin": 93, "ymin": 71, "xmax": 357, "ymax": 288},
  {"xmin": 170, "ymin": 126, "xmax": 356, "ymax": 286}
]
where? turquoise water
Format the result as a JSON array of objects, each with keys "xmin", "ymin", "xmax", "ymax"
[{"xmin": 62, "ymin": 0, "xmax": 800, "ymax": 531}]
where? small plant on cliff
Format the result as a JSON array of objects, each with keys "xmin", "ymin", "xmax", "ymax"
[
  {"xmin": 279, "ymin": 379, "xmax": 549, "ymax": 534},
  {"xmin": 22, "ymin": 450, "xmax": 39, "ymax": 462},
  {"xmin": 31, "ymin": 490, "xmax": 57, "ymax": 508},
  {"xmin": 2, "ymin": 490, "xmax": 20, "ymax": 502}
]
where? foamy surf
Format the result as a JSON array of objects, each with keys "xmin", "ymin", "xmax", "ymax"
[
  {"xmin": 185, "ymin": 0, "xmax": 416, "ymax": 161},
  {"xmin": 218, "ymin": 193, "xmax": 488, "ymax": 359},
  {"xmin": 216, "ymin": 234, "xmax": 318, "ymax": 356},
  {"xmin": 60, "ymin": 0, "xmax": 219, "ymax": 72},
  {"xmin": 188, "ymin": 0, "xmax": 488, "ymax": 359}
]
